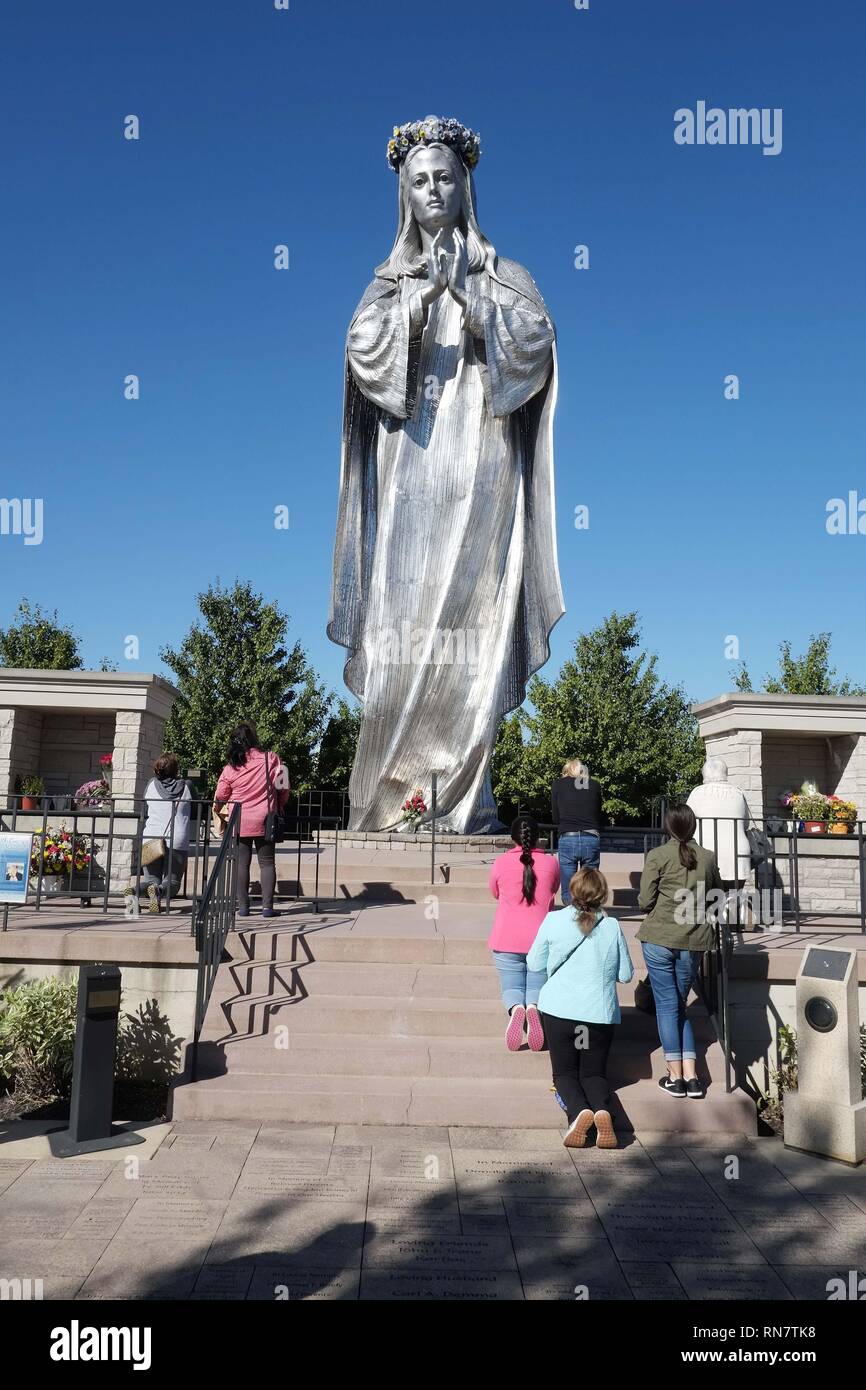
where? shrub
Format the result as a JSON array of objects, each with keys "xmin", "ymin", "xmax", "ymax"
[
  {"xmin": 0, "ymin": 980, "xmax": 183, "ymax": 1104},
  {"xmin": 761, "ymin": 1022, "xmax": 866, "ymax": 1131},
  {"xmin": 0, "ymin": 977, "xmax": 78, "ymax": 1096}
]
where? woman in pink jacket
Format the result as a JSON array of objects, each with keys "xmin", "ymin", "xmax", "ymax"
[
  {"xmin": 488, "ymin": 817, "xmax": 561, "ymax": 1051},
  {"xmin": 214, "ymin": 723, "xmax": 290, "ymax": 918}
]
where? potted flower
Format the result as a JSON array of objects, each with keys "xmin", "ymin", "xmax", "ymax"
[
  {"xmin": 99, "ymin": 753, "xmax": 113, "ymax": 791},
  {"xmin": 400, "ymin": 787, "xmax": 428, "ymax": 828},
  {"xmin": 73, "ymin": 777, "xmax": 111, "ymax": 810},
  {"xmin": 791, "ymin": 790, "xmax": 830, "ymax": 834},
  {"xmin": 778, "ymin": 791, "xmax": 796, "ymax": 833},
  {"xmin": 827, "ymin": 796, "xmax": 857, "ymax": 835},
  {"xmin": 29, "ymin": 825, "xmax": 98, "ymax": 895},
  {"xmin": 17, "ymin": 774, "xmax": 45, "ymax": 811}
]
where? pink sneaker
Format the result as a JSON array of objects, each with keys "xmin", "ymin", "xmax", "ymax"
[
  {"xmin": 526, "ymin": 1005, "xmax": 545, "ymax": 1052},
  {"xmin": 505, "ymin": 1005, "xmax": 526, "ymax": 1051}
]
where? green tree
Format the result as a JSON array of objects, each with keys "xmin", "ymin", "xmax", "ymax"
[
  {"xmin": 735, "ymin": 632, "xmax": 866, "ymax": 696},
  {"xmin": 0, "ymin": 600, "xmax": 82, "ymax": 670},
  {"xmin": 492, "ymin": 612, "xmax": 704, "ymax": 822},
  {"xmin": 490, "ymin": 711, "xmax": 528, "ymax": 821},
  {"xmin": 160, "ymin": 580, "xmax": 330, "ymax": 790},
  {"xmin": 316, "ymin": 698, "xmax": 361, "ymax": 787}
]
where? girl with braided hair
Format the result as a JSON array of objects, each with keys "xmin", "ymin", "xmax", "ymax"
[{"xmin": 488, "ymin": 817, "xmax": 560, "ymax": 1051}]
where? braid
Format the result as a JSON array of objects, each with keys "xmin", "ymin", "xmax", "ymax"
[{"xmin": 520, "ymin": 820, "xmax": 537, "ymax": 905}]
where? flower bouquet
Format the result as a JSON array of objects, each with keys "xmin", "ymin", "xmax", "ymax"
[
  {"xmin": 99, "ymin": 753, "xmax": 113, "ymax": 790},
  {"xmin": 827, "ymin": 797, "xmax": 857, "ymax": 835},
  {"xmin": 790, "ymin": 790, "xmax": 830, "ymax": 834},
  {"xmin": 30, "ymin": 826, "xmax": 97, "ymax": 894},
  {"xmin": 400, "ymin": 787, "xmax": 427, "ymax": 828},
  {"xmin": 73, "ymin": 777, "xmax": 112, "ymax": 810}
]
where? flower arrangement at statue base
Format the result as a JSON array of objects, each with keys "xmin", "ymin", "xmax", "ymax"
[
  {"xmin": 73, "ymin": 777, "xmax": 112, "ymax": 811},
  {"xmin": 400, "ymin": 787, "xmax": 428, "ymax": 830},
  {"xmin": 29, "ymin": 826, "xmax": 100, "ymax": 894},
  {"xmin": 781, "ymin": 785, "xmax": 858, "ymax": 836},
  {"xmin": 827, "ymin": 797, "xmax": 858, "ymax": 835}
]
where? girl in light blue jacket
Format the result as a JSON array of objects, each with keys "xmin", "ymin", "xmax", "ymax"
[{"xmin": 527, "ymin": 867, "xmax": 634, "ymax": 1149}]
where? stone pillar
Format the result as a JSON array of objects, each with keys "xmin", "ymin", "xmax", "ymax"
[
  {"xmin": 110, "ymin": 710, "xmax": 167, "ymax": 889},
  {"xmin": 0, "ymin": 707, "xmax": 45, "ymax": 800},
  {"xmin": 703, "ymin": 728, "xmax": 764, "ymax": 818},
  {"xmin": 829, "ymin": 733, "xmax": 866, "ymax": 813}
]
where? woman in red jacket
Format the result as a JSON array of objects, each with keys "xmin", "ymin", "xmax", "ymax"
[{"xmin": 213, "ymin": 723, "xmax": 290, "ymax": 918}]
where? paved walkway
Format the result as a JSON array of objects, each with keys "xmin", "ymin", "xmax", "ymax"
[{"xmin": 2, "ymin": 1123, "xmax": 866, "ymax": 1299}]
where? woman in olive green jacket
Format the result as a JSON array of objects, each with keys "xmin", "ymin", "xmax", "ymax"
[{"xmin": 637, "ymin": 804, "xmax": 723, "ymax": 1099}]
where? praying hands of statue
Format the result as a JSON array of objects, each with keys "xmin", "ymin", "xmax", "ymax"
[
  {"xmin": 445, "ymin": 227, "xmax": 468, "ymax": 310},
  {"xmin": 420, "ymin": 228, "xmax": 450, "ymax": 310}
]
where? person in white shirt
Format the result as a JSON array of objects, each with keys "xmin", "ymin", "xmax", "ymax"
[{"xmin": 686, "ymin": 758, "xmax": 752, "ymax": 886}]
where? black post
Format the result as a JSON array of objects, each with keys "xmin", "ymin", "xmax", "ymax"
[
  {"xmin": 430, "ymin": 772, "xmax": 438, "ymax": 887},
  {"xmin": 49, "ymin": 964, "xmax": 144, "ymax": 1157}
]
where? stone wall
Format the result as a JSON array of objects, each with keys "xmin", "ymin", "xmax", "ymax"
[
  {"xmin": 108, "ymin": 710, "xmax": 169, "ymax": 889},
  {"xmin": 770, "ymin": 836, "xmax": 862, "ymax": 919},
  {"xmin": 0, "ymin": 707, "xmax": 44, "ymax": 798},
  {"xmin": 39, "ymin": 711, "xmax": 117, "ymax": 797},
  {"xmin": 703, "ymin": 729, "xmax": 764, "ymax": 816},
  {"xmin": 828, "ymin": 733, "xmax": 866, "ymax": 811},
  {"xmin": 0, "ymin": 708, "xmax": 120, "ymax": 801},
  {"xmin": 762, "ymin": 735, "xmax": 829, "ymax": 812},
  {"xmin": 111, "ymin": 710, "xmax": 167, "ymax": 803}
]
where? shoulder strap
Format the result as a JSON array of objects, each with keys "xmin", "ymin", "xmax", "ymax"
[{"xmin": 547, "ymin": 913, "xmax": 605, "ymax": 978}]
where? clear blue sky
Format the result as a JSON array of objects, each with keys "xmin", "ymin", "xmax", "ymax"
[{"xmin": 2, "ymin": 0, "xmax": 865, "ymax": 707}]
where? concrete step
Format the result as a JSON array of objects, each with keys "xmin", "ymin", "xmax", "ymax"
[
  {"xmin": 171, "ymin": 1069, "xmax": 753, "ymax": 1131},
  {"xmin": 268, "ymin": 882, "xmax": 639, "ymax": 906},
  {"xmin": 226, "ymin": 927, "xmax": 649, "ymax": 969},
  {"xmin": 209, "ymin": 959, "xmax": 696, "ymax": 1009},
  {"xmin": 192, "ymin": 1031, "xmax": 732, "ymax": 1086},
  {"xmin": 199, "ymin": 993, "xmax": 715, "ymax": 1043},
  {"xmin": 175, "ymin": 923, "xmax": 753, "ymax": 1134}
]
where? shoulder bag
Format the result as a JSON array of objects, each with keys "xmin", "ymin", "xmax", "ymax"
[{"xmin": 263, "ymin": 753, "xmax": 286, "ymax": 844}]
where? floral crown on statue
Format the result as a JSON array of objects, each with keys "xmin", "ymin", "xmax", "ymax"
[{"xmin": 387, "ymin": 115, "xmax": 481, "ymax": 173}]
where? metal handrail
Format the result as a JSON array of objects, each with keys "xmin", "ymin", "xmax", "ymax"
[{"xmin": 190, "ymin": 802, "xmax": 241, "ymax": 1080}]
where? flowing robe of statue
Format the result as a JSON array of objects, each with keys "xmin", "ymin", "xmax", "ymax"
[{"xmin": 328, "ymin": 222, "xmax": 564, "ymax": 833}]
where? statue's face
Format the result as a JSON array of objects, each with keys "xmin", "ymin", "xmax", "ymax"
[{"xmin": 406, "ymin": 146, "xmax": 462, "ymax": 235}]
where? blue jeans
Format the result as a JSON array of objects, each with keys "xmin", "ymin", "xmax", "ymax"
[
  {"xmin": 558, "ymin": 832, "xmax": 601, "ymax": 905},
  {"xmin": 491, "ymin": 951, "xmax": 547, "ymax": 1012},
  {"xmin": 641, "ymin": 942, "xmax": 701, "ymax": 1061}
]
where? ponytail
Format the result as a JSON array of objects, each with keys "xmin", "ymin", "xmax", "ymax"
[
  {"xmin": 569, "ymin": 868, "xmax": 608, "ymax": 935},
  {"xmin": 510, "ymin": 816, "xmax": 539, "ymax": 906},
  {"xmin": 665, "ymin": 804, "xmax": 698, "ymax": 870}
]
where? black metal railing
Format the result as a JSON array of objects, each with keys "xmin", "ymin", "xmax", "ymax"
[
  {"xmin": 190, "ymin": 802, "xmax": 241, "ymax": 1080},
  {"xmin": 0, "ymin": 796, "xmax": 226, "ymax": 928},
  {"xmin": 292, "ymin": 788, "xmax": 350, "ymax": 829},
  {"xmin": 0, "ymin": 801, "xmax": 144, "ymax": 928},
  {"xmin": 695, "ymin": 917, "xmax": 734, "ymax": 1092},
  {"xmin": 278, "ymin": 814, "xmax": 341, "ymax": 913}
]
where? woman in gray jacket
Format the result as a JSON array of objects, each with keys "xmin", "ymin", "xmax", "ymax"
[{"xmin": 127, "ymin": 753, "xmax": 192, "ymax": 913}]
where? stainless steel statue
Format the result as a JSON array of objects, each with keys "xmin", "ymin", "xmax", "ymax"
[{"xmin": 328, "ymin": 116, "xmax": 564, "ymax": 832}]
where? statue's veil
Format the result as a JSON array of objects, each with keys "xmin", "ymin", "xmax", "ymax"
[{"xmin": 375, "ymin": 142, "xmax": 498, "ymax": 283}]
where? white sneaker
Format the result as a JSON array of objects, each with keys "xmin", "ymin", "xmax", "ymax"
[{"xmin": 563, "ymin": 1108, "xmax": 595, "ymax": 1149}]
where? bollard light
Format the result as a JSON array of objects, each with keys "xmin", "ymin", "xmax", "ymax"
[
  {"xmin": 784, "ymin": 947, "xmax": 866, "ymax": 1165},
  {"xmin": 49, "ymin": 964, "xmax": 145, "ymax": 1158}
]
